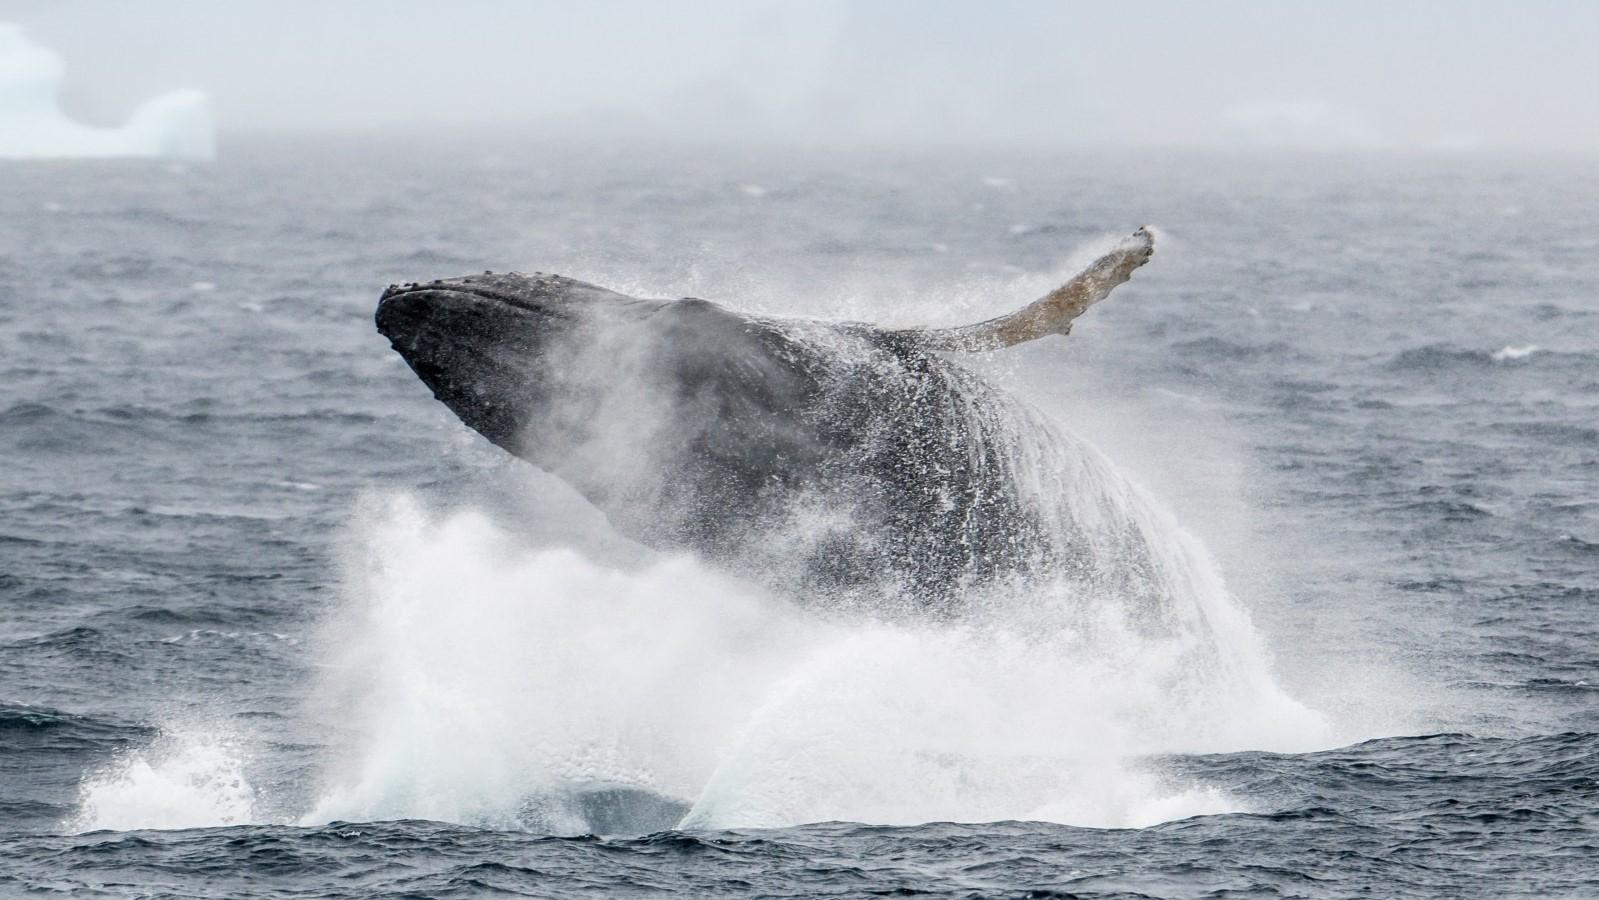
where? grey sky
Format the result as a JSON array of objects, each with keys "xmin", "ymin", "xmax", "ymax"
[{"xmin": 5, "ymin": 0, "xmax": 1597, "ymax": 151}]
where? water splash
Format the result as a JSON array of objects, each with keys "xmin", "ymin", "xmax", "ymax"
[
  {"xmin": 66, "ymin": 427, "xmax": 1329, "ymax": 834},
  {"xmin": 296, "ymin": 476, "xmax": 1327, "ymax": 833},
  {"xmin": 72, "ymin": 730, "xmax": 256, "ymax": 832},
  {"xmin": 302, "ymin": 495, "xmax": 816, "ymax": 831}
]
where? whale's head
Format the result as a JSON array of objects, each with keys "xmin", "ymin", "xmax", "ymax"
[
  {"xmin": 375, "ymin": 272, "xmax": 667, "ymax": 449},
  {"xmin": 375, "ymin": 272, "xmax": 832, "ymax": 535}
]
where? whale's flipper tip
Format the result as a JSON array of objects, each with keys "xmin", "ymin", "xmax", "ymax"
[
  {"xmin": 905, "ymin": 226, "xmax": 1158, "ymax": 352},
  {"xmin": 1133, "ymin": 225, "xmax": 1161, "ymax": 255}
]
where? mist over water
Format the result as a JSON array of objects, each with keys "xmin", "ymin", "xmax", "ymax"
[{"xmin": 11, "ymin": 1, "xmax": 1599, "ymax": 151}]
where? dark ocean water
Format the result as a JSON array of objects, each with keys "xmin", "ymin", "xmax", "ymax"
[{"xmin": 1, "ymin": 138, "xmax": 1596, "ymax": 897}]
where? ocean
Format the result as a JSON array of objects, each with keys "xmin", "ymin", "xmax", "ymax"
[{"xmin": 1, "ymin": 137, "xmax": 1595, "ymax": 897}]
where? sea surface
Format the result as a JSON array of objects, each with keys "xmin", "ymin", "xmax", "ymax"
[{"xmin": 1, "ymin": 137, "xmax": 1596, "ymax": 898}]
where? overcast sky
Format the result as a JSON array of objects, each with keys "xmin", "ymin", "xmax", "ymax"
[{"xmin": 4, "ymin": 0, "xmax": 1598, "ymax": 151}]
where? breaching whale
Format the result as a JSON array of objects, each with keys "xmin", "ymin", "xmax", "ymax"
[{"xmin": 376, "ymin": 228, "xmax": 1156, "ymax": 605}]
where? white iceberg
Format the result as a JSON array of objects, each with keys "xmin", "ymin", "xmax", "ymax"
[{"xmin": 0, "ymin": 23, "xmax": 214, "ymax": 160}]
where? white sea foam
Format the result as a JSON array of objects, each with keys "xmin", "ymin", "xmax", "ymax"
[
  {"xmin": 1492, "ymin": 344, "xmax": 1539, "ymax": 361},
  {"xmin": 72, "ymin": 730, "xmax": 256, "ymax": 832},
  {"xmin": 291, "ymin": 481, "xmax": 1327, "ymax": 833},
  {"xmin": 300, "ymin": 495, "xmax": 816, "ymax": 830}
]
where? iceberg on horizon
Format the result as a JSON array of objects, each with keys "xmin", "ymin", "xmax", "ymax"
[{"xmin": 0, "ymin": 23, "xmax": 214, "ymax": 161}]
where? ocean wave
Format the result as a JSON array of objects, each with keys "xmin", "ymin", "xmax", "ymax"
[
  {"xmin": 0, "ymin": 703, "xmax": 150, "ymax": 745},
  {"xmin": 2, "ymin": 626, "xmax": 120, "ymax": 655},
  {"xmin": 1487, "ymin": 420, "xmax": 1599, "ymax": 446},
  {"xmin": 0, "ymin": 403, "xmax": 180, "ymax": 455},
  {"xmin": 1170, "ymin": 336, "xmax": 1299, "ymax": 361},
  {"xmin": 1491, "ymin": 344, "xmax": 1540, "ymax": 362},
  {"xmin": 1386, "ymin": 344, "xmax": 1496, "ymax": 371},
  {"xmin": 1387, "ymin": 343, "xmax": 1594, "ymax": 373},
  {"xmin": 1463, "ymin": 678, "xmax": 1597, "ymax": 694},
  {"xmin": 1398, "ymin": 499, "xmax": 1493, "ymax": 521}
]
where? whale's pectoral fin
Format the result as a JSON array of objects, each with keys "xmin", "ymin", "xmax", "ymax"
[{"xmin": 902, "ymin": 226, "xmax": 1156, "ymax": 352}]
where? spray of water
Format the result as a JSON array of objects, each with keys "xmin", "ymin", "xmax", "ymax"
[
  {"xmin": 72, "ymin": 465, "xmax": 1326, "ymax": 834},
  {"xmin": 301, "ymin": 495, "xmax": 816, "ymax": 830},
  {"xmin": 71, "ymin": 729, "xmax": 257, "ymax": 832},
  {"xmin": 285, "ymin": 435, "xmax": 1328, "ymax": 833}
]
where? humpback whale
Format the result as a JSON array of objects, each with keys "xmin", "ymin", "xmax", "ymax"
[{"xmin": 376, "ymin": 228, "xmax": 1155, "ymax": 605}]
